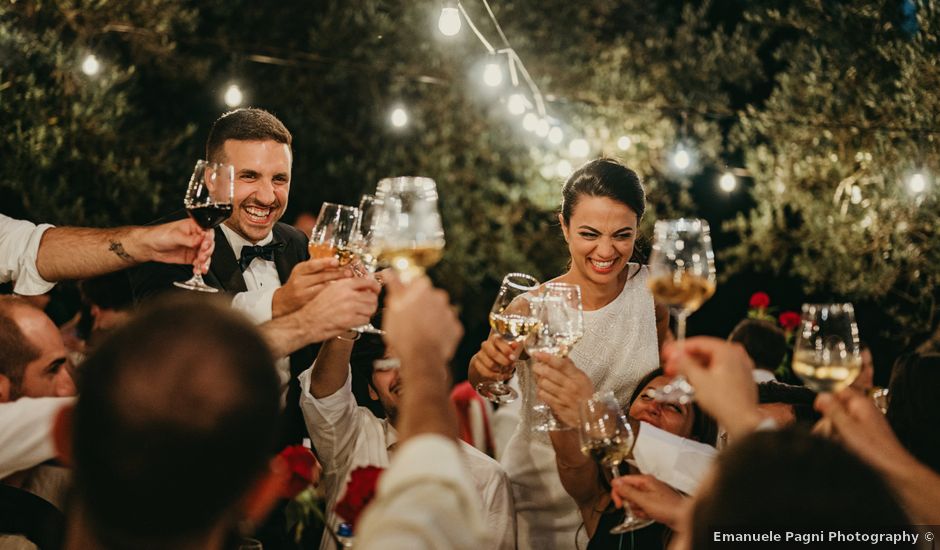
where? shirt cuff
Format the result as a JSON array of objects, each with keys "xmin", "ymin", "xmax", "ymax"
[
  {"xmin": 13, "ymin": 224, "xmax": 55, "ymax": 296},
  {"xmin": 230, "ymin": 288, "xmax": 276, "ymax": 324}
]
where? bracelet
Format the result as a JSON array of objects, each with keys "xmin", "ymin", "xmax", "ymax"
[{"xmin": 336, "ymin": 331, "xmax": 361, "ymax": 342}]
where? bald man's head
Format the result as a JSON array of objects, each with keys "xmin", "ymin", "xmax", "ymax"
[{"xmin": 0, "ymin": 296, "xmax": 75, "ymax": 401}]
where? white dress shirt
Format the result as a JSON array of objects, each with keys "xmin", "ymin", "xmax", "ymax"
[
  {"xmin": 355, "ymin": 434, "xmax": 488, "ymax": 550},
  {"xmin": 218, "ymin": 225, "xmax": 291, "ymax": 396},
  {"xmin": 0, "ymin": 397, "xmax": 73, "ymax": 479},
  {"xmin": 0, "ymin": 214, "xmax": 55, "ymax": 296},
  {"xmin": 299, "ymin": 366, "xmax": 517, "ymax": 550}
]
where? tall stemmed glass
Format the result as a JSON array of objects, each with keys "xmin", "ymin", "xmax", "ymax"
[
  {"xmin": 372, "ymin": 177, "xmax": 445, "ymax": 283},
  {"xmin": 647, "ymin": 218, "xmax": 716, "ymax": 403},
  {"xmin": 792, "ymin": 303, "xmax": 862, "ymax": 393},
  {"xmin": 349, "ymin": 194, "xmax": 384, "ymax": 335},
  {"xmin": 476, "ymin": 273, "xmax": 541, "ymax": 404},
  {"xmin": 308, "ymin": 203, "xmax": 361, "ymax": 267},
  {"xmin": 173, "ymin": 160, "xmax": 234, "ymax": 292},
  {"xmin": 528, "ymin": 282, "xmax": 584, "ymax": 431},
  {"xmin": 579, "ymin": 391, "xmax": 654, "ymax": 534}
]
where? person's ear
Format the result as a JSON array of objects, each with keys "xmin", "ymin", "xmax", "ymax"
[
  {"xmin": 368, "ymin": 382, "xmax": 379, "ymax": 402},
  {"xmin": 558, "ymin": 213, "xmax": 569, "ymax": 243},
  {"xmin": 52, "ymin": 404, "xmax": 75, "ymax": 466},
  {"xmin": 241, "ymin": 456, "xmax": 288, "ymax": 526},
  {"xmin": 0, "ymin": 376, "xmax": 11, "ymax": 403}
]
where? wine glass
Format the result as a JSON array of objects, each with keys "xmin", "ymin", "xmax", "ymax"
[
  {"xmin": 578, "ymin": 391, "xmax": 654, "ymax": 534},
  {"xmin": 791, "ymin": 303, "xmax": 862, "ymax": 393},
  {"xmin": 647, "ymin": 218, "xmax": 716, "ymax": 403},
  {"xmin": 372, "ymin": 177, "xmax": 445, "ymax": 283},
  {"xmin": 173, "ymin": 160, "xmax": 234, "ymax": 292},
  {"xmin": 349, "ymin": 194, "xmax": 384, "ymax": 335},
  {"xmin": 475, "ymin": 272, "xmax": 541, "ymax": 404},
  {"xmin": 528, "ymin": 282, "xmax": 584, "ymax": 431},
  {"xmin": 309, "ymin": 203, "xmax": 361, "ymax": 267}
]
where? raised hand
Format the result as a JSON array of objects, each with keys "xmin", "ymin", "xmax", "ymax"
[
  {"xmin": 272, "ymin": 257, "xmax": 354, "ymax": 318},
  {"xmin": 610, "ymin": 474, "xmax": 685, "ymax": 530},
  {"xmin": 143, "ymin": 219, "xmax": 215, "ymax": 272},
  {"xmin": 531, "ymin": 352, "xmax": 593, "ymax": 427}
]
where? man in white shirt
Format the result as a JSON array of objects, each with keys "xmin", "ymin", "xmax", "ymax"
[
  {"xmin": 129, "ymin": 108, "xmax": 379, "ymax": 442},
  {"xmin": 301, "ymin": 321, "xmax": 516, "ymax": 549}
]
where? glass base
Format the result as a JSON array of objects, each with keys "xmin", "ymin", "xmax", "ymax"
[
  {"xmin": 653, "ymin": 376, "xmax": 695, "ymax": 404},
  {"xmin": 610, "ymin": 517, "xmax": 655, "ymax": 534},
  {"xmin": 475, "ymin": 381, "xmax": 518, "ymax": 404},
  {"xmin": 353, "ymin": 323, "xmax": 385, "ymax": 335},
  {"xmin": 173, "ymin": 277, "xmax": 218, "ymax": 293}
]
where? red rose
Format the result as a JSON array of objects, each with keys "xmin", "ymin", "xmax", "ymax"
[
  {"xmin": 778, "ymin": 311, "xmax": 801, "ymax": 331},
  {"xmin": 749, "ymin": 292, "xmax": 771, "ymax": 309},
  {"xmin": 278, "ymin": 445, "xmax": 319, "ymax": 499},
  {"xmin": 334, "ymin": 466, "xmax": 384, "ymax": 529}
]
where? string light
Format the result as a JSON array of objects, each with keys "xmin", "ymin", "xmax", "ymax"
[
  {"xmin": 908, "ymin": 172, "xmax": 928, "ymax": 194},
  {"xmin": 569, "ymin": 138, "xmax": 589, "ymax": 158},
  {"xmin": 81, "ymin": 54, "xmax": 100, "ymax": 76},
  {"xmin": 390, "ymin": 106, "xmax": 409, "ymax": 128},
  {"xmin": 438, "ymin": 2, "xmax": 462, "ymax": 36},
  {"xmin": 617, "ymin": 136, "xmax": 633, "ymax": 151},
  {"xmin": 556, "ymin": 159, "xmax": 572, "ymax": 177},
  {"xmin": 507, "ymin": 93, "xmax": 527, "ymax": 115},
  {"xmin": 719, "ymin": 171, "xmax": 737, "ymax": 192},
  {"xmin": 535, "ymin": 119, "xmax": 550, "ymax": 138},
  {"xmin": 671, "ymin": 145, "xmax": 694, "ymax": 173},
  {"xmin": 223, "ymin": 84, "xmax": 244, "ymax": 107},
  {"xmin": 482, "ymin": 61, "xmax": 503, "ymax": 87},
  {"xmin": 548, "ymin": 126, "xmax": 564, "ymax": 144},
  {"xmin": 522, "ymin": 112, "xmax": 538, "ymax": 132}
]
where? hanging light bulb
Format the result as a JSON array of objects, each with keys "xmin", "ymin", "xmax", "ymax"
[
  {"xmin": 671, "ymin": 145, "xmax": 692, "ymax": 173},
  {"xmin": 507, "ymin": 93, "xmax": 527, "ymax": 115},
  {"xmin": 548, "ymin": 126, "xmax": 564, "ymax": 145},
  {"xmin": 539, "ymin": 164, "xmax": 556, "ymax": 179},
  {"xmin": 617, "ymin": 135, "xmax": 633, "ymax": 151},
  {"xmin": 535, "ymin": 119, "xmax": 550, "ymax": 138},
  {"xmin": 81, "ymin": 54, "xmax": 100, "ymax": 76},
  {"xmin": 390, "ymin": 106, "xmax": 409, "ymax": 128},
  {"xmin": 907, "ymin": 172, "xmax": 927, "ymax": 194},
  {"xmin": 438, "ymin": 2, "xmax": 462, "ymax": 36},
  {"xmin": 719, "ymin": 171, "xmax": 737, "ymax": 192},
  {"xmin": 522, "ymin": 113, "xmax": 539, "ymax": 132},
  {"xmin": 483, "ymin": 62, "xmax": 503, "ymax": 87},
  {"xmin": 569, "ymin": 138, "xmax": 589, "ymax": 158},
  {"xmin": 556, "ymin": 159, "xmax": 573, "ymax": 177},
  {"xmin": 223, "ymin": 84, "xmax": 244, "ymax": 107}
]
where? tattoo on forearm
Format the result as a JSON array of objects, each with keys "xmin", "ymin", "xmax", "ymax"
[{"xmin": 108, "ymin": 240, "xmax": 136, "ymax": 263}]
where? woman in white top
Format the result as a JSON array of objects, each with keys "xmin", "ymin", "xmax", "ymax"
[{"xmin": 469, "ymin": 158, "xmax": 669, "ymax": 549}]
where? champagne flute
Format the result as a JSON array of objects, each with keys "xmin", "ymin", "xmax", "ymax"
[
  {"xmin": 475, "ymin": 272, "xmax": 541, "ymax": 404},
  {"xmin": 309, "ymin": 203, "xmax": 361, "ymax": 267},
  {"xmin": 350, "ymin": 194, "xmax": 384, "ymax": 335},
  {"xmin": 647, "ymin": 218, "xmax": 716, "ymax": 403},
  {"xmin": 578, "ymin": 391, "xmax": 654, "ymax": 534},
  {"xmin": 791, "ymin": 303, "xmax": 862, "ymax": 392},
  {"xmin": 372, "ymin": 177, "xmax": 445, "ymax": 283},
  {"xmin": 528, "ymin": 282, "xmax": 584, "ymax": 431},
  {"xmin": 173, "ymin": 160, "xmax": 234, "ymax": 292}
]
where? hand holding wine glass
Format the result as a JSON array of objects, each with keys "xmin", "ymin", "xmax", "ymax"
[
  {"xmin": 173, "ymin": 160, "xmax": 234, "ymax": 292},
  {"xmin": 578, "ymin": 391, "xmax": 654, "ymax": 534},
  {"xmin": 647, "ymin": 218, "xmax": 716, "ymax": 403},
  {"xmin": 475, "ymin": 272, "xmax": 541, "ymax": 404}
]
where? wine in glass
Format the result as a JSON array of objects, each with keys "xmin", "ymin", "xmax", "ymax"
[
  {"xmin": 528, "ymin": 282, "xmax": 584, "ymax": 431},
  {"xmin": 791, "ymin": 303, "xmax": 862, "ymax": 392},
  {"xmin": 476, "ymin": 272, "xmax": 541, "ymax": 404},
  {"xmin": 372, "ymin": 177, "xmax": 445, "ymax": 283},
  {"xmin": 173, "ymin": 160, "xmax": 234, "ymax": 292},
  {"xmin": 647, "ymin": 218, "xmax": 716, "ymax": 403},
  {"xmin": 309, "ymin": 203, "xmax": 361, "ymax": 267},
  {"xmin": 578, "ymin": 391, "xmax": 654, "ymax": 534},
  {"xmin": 350, "ymin": 194, "xmax": 384, "ymax": 335}
]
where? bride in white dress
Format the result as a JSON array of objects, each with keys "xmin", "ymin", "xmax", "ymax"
[{"xmin": 469, "ymin": 158, "xmax": 668, "ymax": 549}]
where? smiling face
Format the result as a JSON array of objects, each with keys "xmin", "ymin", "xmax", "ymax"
[
  {"xmin": 628, "ymin": 375, "xmax": 695, "ymax": 438},
  {"xmin": 220, "ymin": 139, "xmax": 292, "ymax": 243},
  {"xmin": 560, "ymin": 195, "xmax": 638, "ymax": 287}
]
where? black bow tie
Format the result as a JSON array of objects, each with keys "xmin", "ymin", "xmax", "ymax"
[{"xmin": 239, "ymin": 242, "xmax": 285, "ymax": 271}]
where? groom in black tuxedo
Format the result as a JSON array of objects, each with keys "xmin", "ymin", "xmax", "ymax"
[{"xmin": 129, "ymin": 108, "xmax": 378, "ymax": 447}]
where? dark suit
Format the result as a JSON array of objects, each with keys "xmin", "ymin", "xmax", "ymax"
[{"xmin": 128, "ymin": 218, "xmax": 316, "ymax": 447}]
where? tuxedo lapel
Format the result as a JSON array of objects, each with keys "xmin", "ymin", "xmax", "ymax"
[
  {"xmin": 272, "ymin": 224, "xmax": 302, "ymax": 284},
  {"xmin": 208, "ymin": 226, "xmax": 248, "ymax": 293}
]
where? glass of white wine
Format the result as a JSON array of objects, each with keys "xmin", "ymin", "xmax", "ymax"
[
  {"xmin": 349, "ymin": 194, "xmax": 384, "ymax": 335},
  {"xmin": 372, "ymin": 177, "xmax": 445, "ymax": 283},
  {"xmin": 792, "ymin": 303, "xmax": 862, "ymax": 393},
  {"xmin": 476, "ymin": 272, "xmax": 541, "ymax": 404},
  {"xmin": 578, "ymin": 391, "xmax": 654, "ymax": 534},
  {"xmin": 309, "ymin": 203, "xmax": 361, "ymax": 267},
  {"xmin": 647, "ymin": 218, "xmax": 716, "ymax": 404},
  {"xmin": 528, "ymin": 282, "xmax": 584, "ymax": 431}
]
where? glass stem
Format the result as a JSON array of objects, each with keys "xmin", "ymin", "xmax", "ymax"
[{"xmin": 675, "ymin": 311, "xmax": 688, "ymax": 342}]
